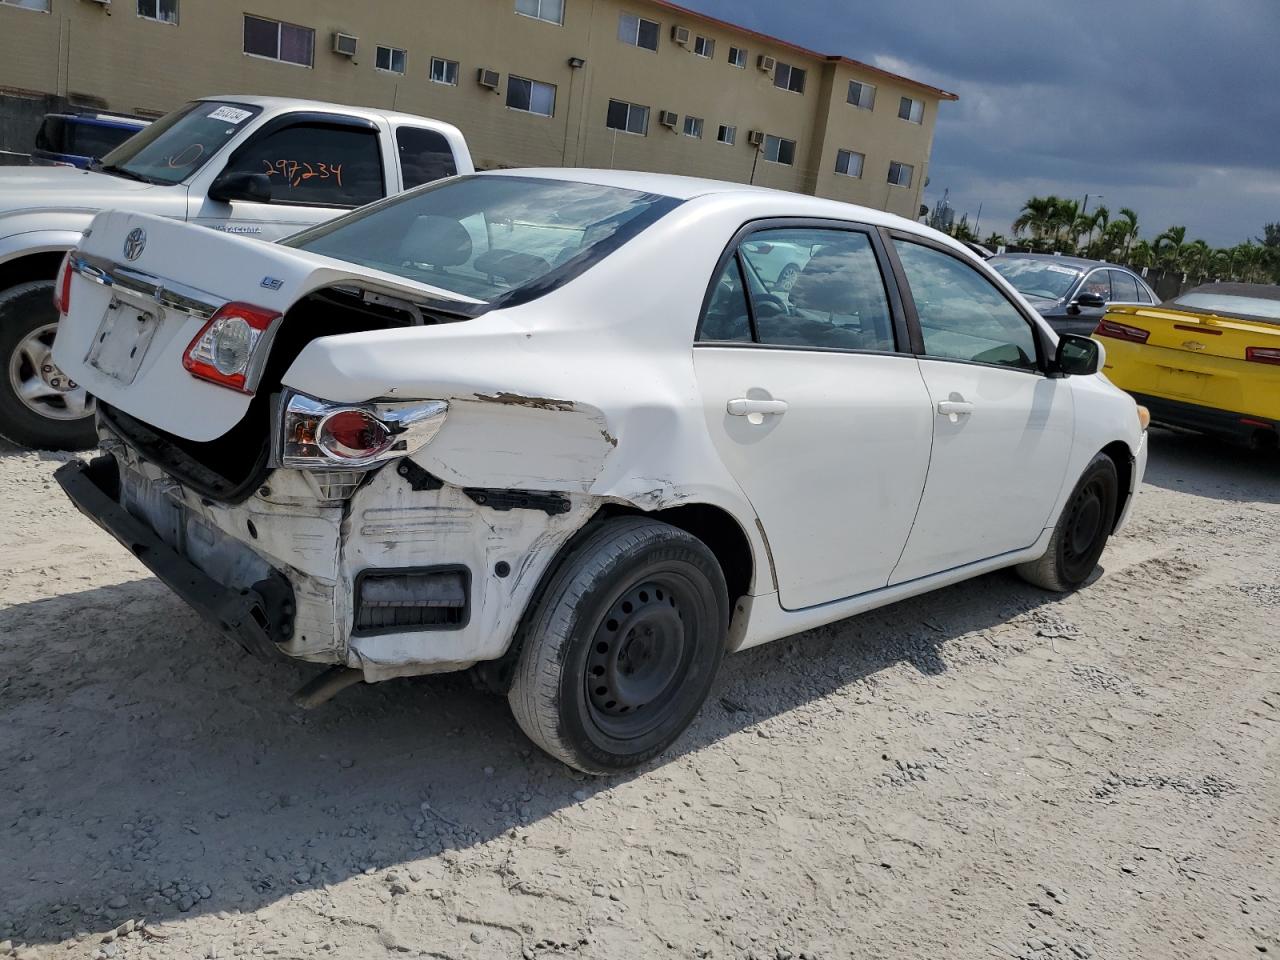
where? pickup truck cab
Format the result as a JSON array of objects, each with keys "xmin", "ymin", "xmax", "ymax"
[{"xmin": 0, "ymin": 94, "xmax": 472, "ymax": 450}]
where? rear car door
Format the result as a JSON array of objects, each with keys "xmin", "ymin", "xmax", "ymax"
[
  {"xmin": 189, "ymin": 116, "xmax": 389, "ymax": 241},
  {"xmin": 692, "ymin": 223, "xmax": 934, "ymax": 609},
  {"xmin": 887, "ymin": 235, "xmax": 1074, "ymax": 583}
]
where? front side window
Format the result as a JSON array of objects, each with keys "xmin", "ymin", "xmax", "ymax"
[
  {"xmin": 396, "ymin": 127, "xmax": 457, "ymax": 190},
  {"xmin": 430, "ymin": 57, "xmax": 458, "ymax": 85},
  {"xmin": 835, "ymin": 149, "xmax": 864, "ymax": 178},
  {"xmin": 507, "ymin": 76, "xmax": 556, "ymax": 117},
  {"xmin": 1, "ymin": 0, "xmax": 51, "ymax": 10},
  {"xmin": 1080, "ymin": 271, "xmax": 1112, "ymax": 300},
  {"xmin": 728, "ymin": 45, "xmax": 747, "ymax": 67},
  {"xmin": 735, "ymin": 228, "xmax": 895, "ymax": 351},
  {"xmin": 896, "ymin": 241, "xmax": 1039, "ymax": 371},
  {"xmin": 375, "ymin": 45, "xmax": 407, "ymax": 74},
  {"xmin": 898, "ymin": 96, "xmax": 924, "ymax": 123},
  {"xmin": 514, "ymin": 0, "xmax": 563, "ymax": 25},
  {"xmin": 137, "ymin": 0, "xmax": 177, "ymax": 23},
  {"xmin": 98, "ymin": 99, "xmax": 262, "ymax": 185},
  {"xmin": 606, "ymin": 98, "xmax": 649, "ymax": 135},
  {"xmin": 847, "ymin": 80, "xmax": 875, "ymax": 110},
  {"xmin": 716, "ymin": 124, "xmax": 736, "ymax": 146},
  {"xmin": 243, "ymin": 14, "xmax": 313, "ymax": 67},
  {"xmin": 220, "ymin": 122, "xmax": 385, "ymax": 207},
  {"xmin": 618, "ymin": 13, "xmax": 659, "ymax": 51},
  {"xmin": 773, "ymin": 61, "xmax": 807, "ymax": 94},
  {"xmin": 887, "ymin": 161, "xmax": 913, "ymax": 187},
  {"xmin": 682, "ymin": 116, "xmax": 704, "ymax": 139},
  {"xmin": 763, "ymin": 134, "xmax": 795, "ymax": 165},
  {"xmin": 693, "ymin": 35, "xmax": 715, "ymax": 58},
  {"xmin": 289, "ymin": 176, "xmax": 682, "ymax": 305}
]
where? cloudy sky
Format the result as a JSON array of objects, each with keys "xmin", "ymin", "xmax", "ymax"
[{"xmin": 683, "ymin": 0, "xmax": 1279, "ymax": 247}]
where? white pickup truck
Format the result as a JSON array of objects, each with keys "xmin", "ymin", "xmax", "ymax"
[{"xmin": 0, "ymin": 94, "xmax": 472, "ymax": 450}]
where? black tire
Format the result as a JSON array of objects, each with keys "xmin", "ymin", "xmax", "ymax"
[
  {"xmin": 1017, "ymin": 453, "xmax": 1119, "ymax": 592},
  {"xmin": 508, "ymin": 517, "xmax": 729, "ymax": 774},
  {"xmin": 0, "ymin": 280, "xmax": 97, "ymax": 451}
]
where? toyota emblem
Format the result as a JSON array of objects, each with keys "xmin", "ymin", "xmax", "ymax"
[{"xmin": 123, "ymin": 227, "xmax": 147, "ymax": 262}]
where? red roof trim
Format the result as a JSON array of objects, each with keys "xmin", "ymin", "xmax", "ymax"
[{"xmin": 638, "ymin": 0, "xmax": 960, "ymax": 101}]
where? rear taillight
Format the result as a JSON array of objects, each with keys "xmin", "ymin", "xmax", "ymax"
[
  {"xmin": 53, "ymin": 253, "xmax": 74, "ymax": 316},
  {"xmin": 279, "ymin": 390, "xmax": 448, "ymax": 470},
  {"xmin": 1245, "ymin": 347, "xmax": 1280, "ymax": 366},
  {"xmin": 182, "ymin": 302, "xmax": 282, "ymax": 393},
  {"xmin": 1094, "ymin": 319, "xmax": 1150, "ymax": 344}
]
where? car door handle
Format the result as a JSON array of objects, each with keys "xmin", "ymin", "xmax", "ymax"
[
  {"xmin": 936, "ymin": 400, "xmax": 974, "ymax": 422},
  {"xmin": 727, "ymin": 398, "xmax": 788, "ymax": 417}
]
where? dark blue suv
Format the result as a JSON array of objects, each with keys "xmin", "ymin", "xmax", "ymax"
[{"xmin": 31, "ymin": 112, "xmax": 150, "ymax": 169}]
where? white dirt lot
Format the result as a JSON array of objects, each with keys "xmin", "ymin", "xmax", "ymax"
[{"xmin": 1, "ymin": 429, "xmax": 1277, "ymax": 960}]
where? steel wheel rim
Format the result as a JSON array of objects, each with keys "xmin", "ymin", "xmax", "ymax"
[
  {"xmin": 585, "ymin": 575, "xmax": 696, "ymax": 741},
  {"xmin": 1062, "ymin": 477, "xmax": 1106, "ymax": 580},
  {"xmin": 777, "ymin": 265, "xmax": 799, "ymax": 291},
  {"xmin": 7, "ymin": 322, "xmax": 93, "ymax": 422}
]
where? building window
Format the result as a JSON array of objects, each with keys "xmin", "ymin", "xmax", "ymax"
[
  {"xmin": 507, "ymin": 76, "xmax": 556, "ymax": 117},
  {"xmin": 717, "ymin": 124, "xmax": 736, "ymax": 146},
  {"xmin": 0, "ymin": 0, "xmax": 50, "ymax": 10},
  {"xmin": 243, "ymin": 14, "xmax": 314, "ymax": 67},
  {"xmin": 430, "ymin": 57, "xmax": 458, "ymax": 85},
  {"xmin": 693, "ymin": 35, "xmax": 715, "ymax": 58},
  {"xmin": 682, "ymin": 116, "xmax": 704, "ymax": 139},
  {"xmin": 606, "ymin": 98, "xmax": 649, "ymax": 135},
  {"xmin": 763, "ymin": 134, "xmax": 796, "ymax": 165},
  {"xmin": 728, "ymin": 46, "xmax": 747, "ymax": 68},
  {"xmin": 898, "ymin": 96, "xmax": 924, "ymax": 123},
  {"xmin": 835, "ymin": 149, "xmax": 864, "ymax": 178},
  {"xmin": 618, "ymin": 13, "xmax": 660, "ymax": 51},
  {"xmin": 773, "ymin": 61, "xmax": 806, "ymax": 94},
  {"xmin": 137, "ymin": 0, "xmax": 177, "ymax": 23},
  {"xmin": 847, "ymin": 80, "xmax": 876, "ymax": 110},
  {"xmin": 514, "ymin": 0, "xmax": 563, "ymax": 24},
  {"xmin": 888, "ymin": 161, "xmax": 914, "ymax": 187},
  {"xmin": 375, "ymin": 45, "xmax": 407, "ymax": 74}
]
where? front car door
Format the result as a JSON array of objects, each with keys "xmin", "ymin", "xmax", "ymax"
[
  {"xmin": 693, "ymin": 223, "xmax": 935, "ymax": 609},
  {"xmin": 886, "ymin": 235, "xmax": 1074, "ymax": 584},
  {"xmin": 188, "ymin": 115, "xmax": 390, "ymax": 241}
]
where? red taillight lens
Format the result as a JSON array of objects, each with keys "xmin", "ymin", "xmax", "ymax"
[
  {"xmin": 317, "ymin": 409, "xmax": 393, "ymax": 461},
  {"xmin": 182, "ymin": 302, "xmax": 281, "ymax": 393},
  {"xmin": 1094, "ymin": 319, "xmax": 1150, "ymax": 344},
  {"xmin": 53, "ymin": 253, "xmax": 74, "ymax": 315},
  {"xmin": 1245, "ymin": 347, "xmax": 1280, "ymax": 366}
]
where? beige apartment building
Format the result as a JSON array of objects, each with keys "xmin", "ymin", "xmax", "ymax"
[{"xmin": 0, "ymin": 0, "xmax": 956, "ymax": 217}]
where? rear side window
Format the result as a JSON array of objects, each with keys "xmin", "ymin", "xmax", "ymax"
[
  {"xmin": 1109, "ymin": 270, "xmax": 1139, "ymax": 302},
  {"xmin": 222, "ymin": 122, "xmax": 385, "ymax": 207},
  {"xmin": 896, "ymin": 241, "xmax": 1039, "ymax": 371},
  {"xmin": 396, "ymin": 127, "xmax": 457, "ymax": 189},
  {"xmin": 34, "ymin": 117, "xmax": 68, "ymax": 153}
]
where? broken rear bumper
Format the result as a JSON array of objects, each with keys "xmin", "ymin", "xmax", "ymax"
[{"xmin": 54, "ymin": 455, "xmax": 295, "ymax": 661}]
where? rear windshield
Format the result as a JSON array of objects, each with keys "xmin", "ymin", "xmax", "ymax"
[
  {"xmin": 1172, "ymin": 292, "xmax": 1280, "ymax": 321},
  {"xmin": 286, "ymin": 175, "xmax": 681, "ymax": 304},
  {"xmin": 99, "ymin": 100, "xmax": 263, "ymax": 185},
  {"xmin": 990, "ymin": 257, "xmax": 1082, "ymax": 300}
]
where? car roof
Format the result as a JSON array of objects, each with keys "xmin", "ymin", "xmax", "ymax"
[
  {"xmin": 46, "ymin": 112, "xmax": 149, "ymax": 127},
  {"xmin": 991, "ymin": 252, "xmax": 1120, "ymax": 271},
  {"xmin": 196, "ymin": 94, "xmax": 463, "ymax": 132}
]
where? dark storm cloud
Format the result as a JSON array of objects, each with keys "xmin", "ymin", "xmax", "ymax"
[{"xmin": 680, "ymin": 0, "xmax": 1280, "ymax": 245}]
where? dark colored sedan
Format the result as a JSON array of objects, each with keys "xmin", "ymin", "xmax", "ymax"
[
  {"xmin": 32, "ymin": 112, "xmax": 149, "ymax": 169},
  {"xmin": 989, "ymin": 254, "xmax": 1158, "ymax": 337}
]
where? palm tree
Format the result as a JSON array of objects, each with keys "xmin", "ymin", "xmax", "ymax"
[
  {"xmin": 1075, "ymin": 205, "xmax": 1109, "ymax": 253},
  {"xmin": 1012, "ymin": 197, "xmax": 1057, "ymax": 242},
  {"xmin": 1050, "ymin": 198, "xmax": 1079, "ymax": 251},
  {"xmin": 1179, "ymin": 239, "xmax": 1211, "ymax": 281},
  {"xmin": 1154, "ymin": 226, "xmax": 1187, "ymax": 270},
  {"xmin": 983, "ymin": 232, "xmax": 1008, "ymax": 250},
  {"xmin": 1129, "ymin": 240, "xmax": 1156, "ymax": 270},
  {"xmin": 1114, "ymin": 208, "xmax": 1139, "ymax": 261}
]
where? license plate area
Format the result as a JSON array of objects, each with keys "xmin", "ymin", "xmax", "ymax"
[
  {"xmin": 1155, "ymin": 365, "xmax": 1211, "ymax": 400},
  {"xmin": 85, "ymin": 297, "xmax": 162, "ymax": 385}
]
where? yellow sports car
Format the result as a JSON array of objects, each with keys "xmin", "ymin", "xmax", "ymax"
[{"xmin": 1094, "ymin": 283, "xmax": 1280, "ymax": 448}]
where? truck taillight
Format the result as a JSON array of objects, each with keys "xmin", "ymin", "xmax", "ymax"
[
  {"xmin": 1245, "ymin": 347, "xmax": 1280, "ymax": 366},
  {"xmin": 182, "ymin": 302, "xmax": 282, "ymax": 393},
  {"xmin": 53, "ymin": 253, "xmax": 74, "ymax": 316},
  {"xmin": 1093, "ymin": 319, "xmax": 1150, "ymax": 344}
]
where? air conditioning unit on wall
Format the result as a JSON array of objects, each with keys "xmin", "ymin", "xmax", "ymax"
[
  {"xmin": 757, "ymin": 55, "xmax": 776, "ymax": 73},
  {"xmin": 658, "ymin": 110, "xmax": 679, "ymax": 128},
  {"xmin": 477, "ymin": 68, "xmax": 501, "ymax": 90},
  {"xmin": 332, "ymin": 33, "xmax": 358, "ymax": 57},
  {"xmin": 747, "ymin": 130, "xmax": 765, "ymax": 146},
  {"xmin": 671, "ymin": 25, "xmax": 691, "ymax": 45}
]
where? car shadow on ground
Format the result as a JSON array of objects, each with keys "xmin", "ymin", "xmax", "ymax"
[
  {"xmin": 1142, "ymin": 426, "xmax": 1279, "ymax": 504},
  {"xmin": 0, "ymin": 563, "xmax": 1063, "ymax": 945}
]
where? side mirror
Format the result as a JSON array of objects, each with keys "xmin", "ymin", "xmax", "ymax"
[
  {"xmin": 1073, "ymin": 291, "xmax": 1107, "ymax": 311},
  {"xmin": 1054, "ymin": 333, "xmax": 1101, "ymax": 377},
  {"xmin": 208, "ymin": 170, "xmax": 272, "ymax": 204}
]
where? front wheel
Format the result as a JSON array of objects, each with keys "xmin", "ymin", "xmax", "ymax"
[
  {"xmin": 508, "ymin": 518, "xmax": 729, "ymax": 774},
  {"xmin": 1017, "ymin": 453, "xmax": 1119, "ymax": 592},
  {"xmin": 0, "ymin": 280, "xmax": 97, "ymax": 451}
]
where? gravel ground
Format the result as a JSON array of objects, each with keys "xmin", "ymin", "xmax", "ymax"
[{"xmin": 1, "ymin": 429, "xmax": 1277, "ymax": 960}]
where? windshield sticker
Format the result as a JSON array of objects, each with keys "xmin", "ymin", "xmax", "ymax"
[
  {"xmin": 207, "ymin": 106, "xmax": 254, "ymax": 125},
  {"xmin": 1045, "ymin": 264, "xmax": 1078, "ymax": 275}
]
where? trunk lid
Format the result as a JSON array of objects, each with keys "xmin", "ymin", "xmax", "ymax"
[{"xmin": 53, "ymin": 211, "xmax": 480, "ymax": 442}]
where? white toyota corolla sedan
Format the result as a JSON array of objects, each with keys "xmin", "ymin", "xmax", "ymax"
[{"xmin": 51, "ymin": 170, "xmax": 1148, "ymax": 773}]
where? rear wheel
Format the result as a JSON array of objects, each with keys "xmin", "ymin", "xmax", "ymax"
[
  {"xmin": 1017, "ymin": 453, "xmax": 1119, "ymax": 591},
  {"xmin": 0, "ymin": 280, "xmax": 96, "ymax": 451},
  {"xmin": 508, "ymin": 518, "xmax": 729, "ymax": 774}
]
